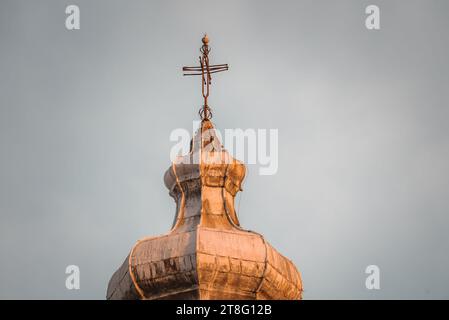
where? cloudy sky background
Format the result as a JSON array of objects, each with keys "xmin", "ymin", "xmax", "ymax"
[{"xmin": 1, "ymin": 0, "xmax": 449, "ymax": 299}]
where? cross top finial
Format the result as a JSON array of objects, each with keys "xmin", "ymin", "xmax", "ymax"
[
  {"xmin": 202, "ymin": 34, "xmax": 209, "ymax": 45},
  {"xmin": 182, "ymin": 35, "xmax": 228, "ymax": 121}
]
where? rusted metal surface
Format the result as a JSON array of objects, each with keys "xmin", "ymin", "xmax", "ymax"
[
  {"xmin": 107, "ymin": 120, "xmax": 303, "ymax": 300},
  {"xmin": 182, "ymin": 34, "xmax": 228, "ymax": 120}
]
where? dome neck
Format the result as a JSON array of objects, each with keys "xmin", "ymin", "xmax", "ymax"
[{"xmin": 164, "ymin": 120, "xmax": 246, "ymax": 233}]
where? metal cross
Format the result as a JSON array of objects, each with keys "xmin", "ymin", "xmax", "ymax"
[{"xmin": 182, "ymin": 34, "xmax": 228, "ymax": 120}]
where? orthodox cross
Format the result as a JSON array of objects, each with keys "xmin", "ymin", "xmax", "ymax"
[{"xmin": 182, "ymin": 34, "xmax": 228, "ymax": 120}]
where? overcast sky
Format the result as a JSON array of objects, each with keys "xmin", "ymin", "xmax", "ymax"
[{"xmin": 1, "ymin": 0, "xmax": 449, "ymax": 299}]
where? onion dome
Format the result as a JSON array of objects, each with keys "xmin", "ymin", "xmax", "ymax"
[{"xmin": 106, "ymin": 120, "xmax": 303, "ymax": 300}]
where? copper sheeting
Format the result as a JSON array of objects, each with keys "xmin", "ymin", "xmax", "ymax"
[{"xmin": 107, "ymin": 120, "xmax": 303, "ymax": 300}]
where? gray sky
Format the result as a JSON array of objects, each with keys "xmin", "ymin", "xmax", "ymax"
[{"xmin": 1, "ymin": 0, "xmax": 449, "ymax": 299}]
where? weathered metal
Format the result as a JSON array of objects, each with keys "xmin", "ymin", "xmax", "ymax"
[
  {"xmin": 106, "ymin": 36, "xmax": 303, "ymax": 300},
  {"xmin": 107, "ymin": 121, "xmax": 303, "ymax": 300}
]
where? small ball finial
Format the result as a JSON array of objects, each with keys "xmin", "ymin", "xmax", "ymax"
[{"xmin": 202, "ymin": 34, "xmax": 209, "ymax": 45}]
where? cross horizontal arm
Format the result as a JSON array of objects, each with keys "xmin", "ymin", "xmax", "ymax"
[
  {"xmin": 182, "ymin": 64, "xmax": 228, "ymax": 76},
  {"xmin": 183, "ymin": 63, "xmax": 228, "ymax": 70},
  {"xmin": 183, "ymin": 68, "xmax": 229, "ymax": 76}
]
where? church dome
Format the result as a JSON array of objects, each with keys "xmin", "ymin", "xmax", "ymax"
[
  {"xmin": 107, "ymin": 35, "xmax": 302, "ymax": 300},
  {"xmin": 107, "ymin": 120, "xmax": 303, "ymax": 300}
]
